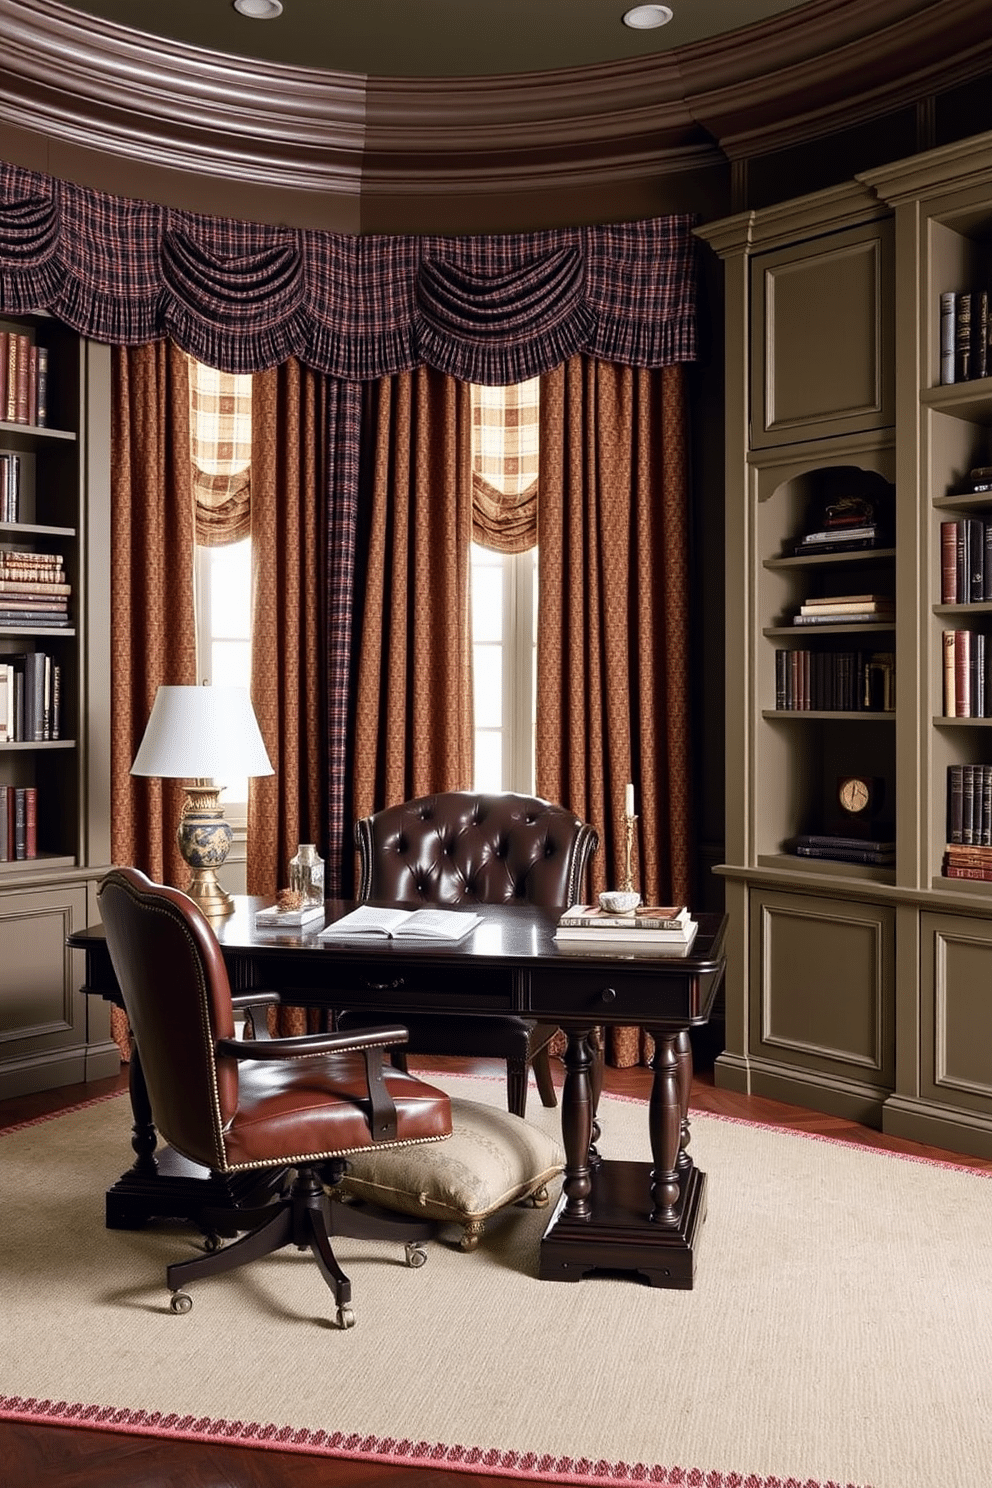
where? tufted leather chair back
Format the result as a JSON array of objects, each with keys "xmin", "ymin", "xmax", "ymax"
[
  {"xmin": 97, "ymin": 866, "xmax": 239, "ymax": 1174},
  {"xmin": 356, "ymin": 792, "xmax": 598, "ymax": 909}
]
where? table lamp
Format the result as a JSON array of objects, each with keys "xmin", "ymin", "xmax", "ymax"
[{"xmin": 130, "ymin": 684, "xmax": 274, "ymax": 916}]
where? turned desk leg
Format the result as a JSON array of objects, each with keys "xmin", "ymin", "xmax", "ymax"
[
  {"xmin": 561, "ymin": 1027, "xmax": 596, "ymax": 1218},
  {"xmin": 647, "ymin": 1031, "xmax": 682, "ymax": 1224},
  {"xmin": 128, "ymin": 1040, "xmax": 159, "ymax": 1175},
  {"xmin": 676, "ymin": 1027, "xmax": 693, "ymax": 1172}
]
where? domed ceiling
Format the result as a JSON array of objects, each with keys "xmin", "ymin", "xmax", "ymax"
[{"xmin": 53, "ymin": 0, "xmax": 815, "ymax": 78}]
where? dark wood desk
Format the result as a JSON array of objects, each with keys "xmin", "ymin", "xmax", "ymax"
[{"xmin": 70, "ymin": 899, "xmax": 727, "ymax": 1289}]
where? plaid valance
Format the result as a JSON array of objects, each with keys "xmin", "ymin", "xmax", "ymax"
[{"xmin": 0, "ymin": 161, "xmax": 699, "ymax": 382}]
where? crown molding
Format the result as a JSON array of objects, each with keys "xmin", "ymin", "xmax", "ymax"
[{"xmin": 0, "ymin": 0, "xmax": 989, "ymax": 216}]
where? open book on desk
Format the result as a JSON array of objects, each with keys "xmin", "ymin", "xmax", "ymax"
[{"xmin": 318, "ymin": 905, "xmax": 482, "ymax": 942}]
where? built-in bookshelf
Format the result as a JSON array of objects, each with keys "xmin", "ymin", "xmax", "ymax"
[
  {"xmin": 699, "ymin": 141, "xmax": 992, "ymax": 1160},
  {"xmin": 0, "ymin": 310, "xmax": 115, "ymax": 1099},
  {"xmin": 0, "ymin": 314, "xmax": 79, "ymax": 871}
]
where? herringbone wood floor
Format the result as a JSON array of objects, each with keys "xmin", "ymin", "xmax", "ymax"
[{"xmin": 3, "ymin": 1040, "xmax": 990, "ymax": 1488}]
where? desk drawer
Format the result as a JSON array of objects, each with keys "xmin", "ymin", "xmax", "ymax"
[
  {"xmin": 282, "ymin": 962, "xmax": 512, "ymax": 1014},
  {"xmin": 528, "ymin": 969, "xmax": 692, "ymax": 1023}
]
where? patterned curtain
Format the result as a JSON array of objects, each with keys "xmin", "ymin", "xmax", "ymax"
[
  {"xmin": 352, "ymin": 368, "xmax": 475, "ymax": 826},
  {"xmin": 536, "ymin": 357, "xmax": 694, "ymax": 1067}
]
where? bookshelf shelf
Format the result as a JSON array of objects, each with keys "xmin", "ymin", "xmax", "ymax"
[
  {"xmin": 763, "ymin": 623, "xmax": 895, "ymax": 637},
  {"xmin": 764, "ymin": 547, "xmax": 896, "ymax": 570},
  {"xmin": 763, "ymin": 710, "xmax": 895, "ymax": 722}
]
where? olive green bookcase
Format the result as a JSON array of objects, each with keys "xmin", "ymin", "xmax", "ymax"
[{"xmin": 697, "ymin": 129, "xmax": 992, "ymax": 1160}]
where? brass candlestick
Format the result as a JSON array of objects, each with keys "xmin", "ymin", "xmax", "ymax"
[{"xmin": 622, "ymin": 811, "xmax": 638, "ymax": 895}]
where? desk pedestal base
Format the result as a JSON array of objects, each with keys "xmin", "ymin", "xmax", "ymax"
[
  {"xmin": 538, "ymin": 1160, "xmax": 706, "ymax": 1290},
  {"xmin": 105, "ymin": 1150, "xmax": 285, "ymax": 1234}
]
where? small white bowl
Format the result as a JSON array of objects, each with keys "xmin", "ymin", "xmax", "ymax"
[{"xmin": 598, "ymin": 890, "xmax": 641, "ymax": 915}]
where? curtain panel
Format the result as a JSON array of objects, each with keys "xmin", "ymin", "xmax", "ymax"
[{"xmin": 0, "ymin": 162, "xmax": 699, "ymax": 382}]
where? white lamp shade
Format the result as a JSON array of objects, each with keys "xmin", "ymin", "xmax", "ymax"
[{"xmin": 130, "ymin": 685, "xmax": 274, "ymax": 780}]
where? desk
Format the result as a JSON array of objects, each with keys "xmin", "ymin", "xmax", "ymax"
[{"xmin": 70, "ymin": 899, "xmax": 727, "ymax": 1289}]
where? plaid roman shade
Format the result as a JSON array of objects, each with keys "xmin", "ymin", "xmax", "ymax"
[
  {"xmin": 188, "ymin": 357, "xmax": 252, "ymax": 546},
  {"xmin": 0, "ymin": 161, "xmax": 700, "ymax": 380},
  {"xmin": 471, "ymin": 378, "xmax": 539, "ymax": 553}
]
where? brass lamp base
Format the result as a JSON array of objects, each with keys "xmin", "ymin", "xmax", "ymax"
[{"xmin": 177, "ymin": 782, "xmax": 234, "ymax": 918}]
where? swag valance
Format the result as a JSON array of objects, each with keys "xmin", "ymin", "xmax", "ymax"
[{"xmin": 0, "ymin": 161, "xmax": 699, "ymax": 384}]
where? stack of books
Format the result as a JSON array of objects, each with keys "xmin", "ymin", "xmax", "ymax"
[
  {"xmin": 0, "ymin": 330, "xmax": 48, "ymax": 427},
  {"xmin": 793, "ymin": 498, "xmax": 890, "ymax": 556},
  {"xmin": 554, "ymin": 903, "xmax": 698, "ymax": 951},
  {"xmin": 792, "ymin": 594, "xmax": 895, "ymax": 627},
  {"xmin": 787, "ymin": 833, "xmax": 895, "ymax": 868},
  {"xmin": 946, "ymin": 763, "xmax": 992, "ymax": 853},
  {"xmin": 0, "ymin": 548, "xmax": 71, "ymax": 630}
]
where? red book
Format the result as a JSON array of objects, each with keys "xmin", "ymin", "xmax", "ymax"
[
  {"xmin": 14, "ymin": 333, "xmax": 30, "ymax": 424},
  {"xmin": 24, "ymin": 785, "xmax": 36, "ymax": 859},
  {"xmin": 0, "ymin": 330, "xmax": 7, "ymax": 421},
  {"xmin": 955, "ymin": 629, "xmax": 972, "ymax": 717},
  {"xmin": 941, "ymin": 520, "xmax": 959, "ymax": 603},
  {"xmin": 4, "ymin": 334, "xmax": 16, "ymax": 422},
  {"xmin": 27, "ymin": 344, "xmax": 37, "ymax": 427}
]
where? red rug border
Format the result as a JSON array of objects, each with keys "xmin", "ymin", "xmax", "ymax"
[{"xmin": 0, "ymin": 1393, "xmax": 869, "ymax": 1488}]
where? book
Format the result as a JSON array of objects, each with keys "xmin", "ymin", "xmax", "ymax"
[
  {"xmin": 791, "ymin": 537, "xmax": 883, "ymax": 557},
  {"xmin": 798, "ymin": 599, "xmax": 894, "ymax": 616},
  {"xmin": 556, "ymin": 903, "xmax": 691, "ymax": 931},
  {"xmin": 791, "ymin": 832, "xmax": 896, "ymax": 854},
  {"xmin": 941, "ymin": 521, "xmax": 958, "ymax": 603},
  {"xmin": 0, "ymin": 783, "xmax": 7, "ymax": 861},
  {"xmin": 555, "ymin": 919, "xmax": 699, "ymax": 950},
  {"xmin": 940, "ymin": 291, "xmax": 956, "ymax": 383},
  {"xmin": 34, "ymin": 344, "xmax": 47, "ymax": 427},
  {"xmin": 4, "ymin": 334, "xmax": 16, "ymax": 422},
  {"xmin": 255, "ymin": 902, "xmax": 326, "ymax": 929},
  {"xmin": 956, "ymin": 291, "xmax": 973, "ymax": 381},
  {"xmin": 792, "ymin": 611, "xmax": 893, "ymax": 627},
  {"xmin": 318, "ymin": 905, "xmax": 482, "ymax": 942},
  {"xmin": 792, "ymin": 844, "xmax": 895, "ymax": 866}
]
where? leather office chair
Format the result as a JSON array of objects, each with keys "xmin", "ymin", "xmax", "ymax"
[
  {"xmin": 97, "ymin": 867, "xmax": 452, "ymax": 1329},
  {"xmin": 336, "ymin": 792, "xmax": 598, "ymax": 1117}
]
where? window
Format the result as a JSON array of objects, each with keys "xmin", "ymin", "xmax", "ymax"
[
  {"xmin": 470, "ymin": 378, "xmax": 540, "ymax": 795},
  {"xmin": 471, "ymin": 543, "xmax": 537, "ymax": 793},
  {"xmin": 189, "ymin": 358, "xmax": 253, "ymax": 810}
]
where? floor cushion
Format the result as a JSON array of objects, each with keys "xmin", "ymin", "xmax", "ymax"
[{"xmin": 334, "ymin": 1095, "xmax": 564, "ymax": 1250}]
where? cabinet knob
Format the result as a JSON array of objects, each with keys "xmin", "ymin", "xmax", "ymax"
[{"xmin": 600, "ymin": 986, "xmax": 617, "ymax": 1003}]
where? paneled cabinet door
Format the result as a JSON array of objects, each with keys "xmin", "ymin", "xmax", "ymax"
[
  {"xmin": 0, "ymin": 878, "xmax": 91, "ymax": 1095},
  {"xmin": 919, "ymin": 912, "xmax": 992, "ymax": 1117},
  {"xmin": 750, "ymin": 220, "xmax": 894, "ymax": 448}
]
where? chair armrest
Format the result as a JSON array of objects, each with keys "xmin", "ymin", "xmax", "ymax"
[
  {"xmin": 215, "ymin": 1023, "xmax": 410, "ymax": 1143},
  {"xmin": 216, "ymin": 1023, "xmax": 410, "ymax": 1061},
  {"xmin": 230, "ymin": 990, "xmax": 281, "ymax": 1040}
]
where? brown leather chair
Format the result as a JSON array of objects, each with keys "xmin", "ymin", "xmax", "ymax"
[
  {"xmin": 337, "ymin": 792, "xmax": 598, "ymax": 1116},
  {"xmin": 97, "ymin": 867, "xmax": 452, "ymax": 1329}
]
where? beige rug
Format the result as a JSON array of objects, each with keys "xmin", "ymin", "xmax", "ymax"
[{"xmin": 2, "ymin": 1073, "xmax": 992, "ymax": 1487}]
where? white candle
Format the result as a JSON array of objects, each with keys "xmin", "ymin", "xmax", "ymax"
[{"xmin": 625, "ymin": 782, "xmax": 635, "ymax": 818}]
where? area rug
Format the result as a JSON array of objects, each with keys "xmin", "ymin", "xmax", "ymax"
[{"xmin": 2, "ymin": 1073, "xmax": 992, "ymax": 1488}]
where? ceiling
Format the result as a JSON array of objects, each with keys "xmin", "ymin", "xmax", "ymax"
[{"xmin": 55, "ymin": 0, "xmax": 816, "ymax": 79}]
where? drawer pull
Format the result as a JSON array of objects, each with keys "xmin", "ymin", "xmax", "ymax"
[
  {"xmin": 600, "ymin": 986, "xmax": 617, "ymax": 1003},
  {"xmin": 366, "ymin": 978, "xmax": 405, "ymax": 991}
]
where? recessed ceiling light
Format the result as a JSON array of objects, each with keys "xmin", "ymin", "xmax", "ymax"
[
  {"xmin": 233, "ymin": 0, "xmax": 283, "ymax": 18},
  {"xmin": 622, "ymin": 4, "xmax": 673, "ymax": 28}
]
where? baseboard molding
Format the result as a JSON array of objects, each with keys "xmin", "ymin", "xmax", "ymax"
[
  {"xmin": 83, "ymin": 1039, "xmax": 122, "ymax": 1083},
  {"xmin": 743, "ymin": 1057, "xmax": 890, "ymax": 1127},
  {"xmin": 883, "ymin": 1094, "xmax": 992, "ymax": 1162},
  {"xmin": 0, "ymin": 1046, "xmax": 92, "ymax": 1101},
  {"xmin": 713, "ymin": 1050, "xmax": 750, "ymax": 1094}
]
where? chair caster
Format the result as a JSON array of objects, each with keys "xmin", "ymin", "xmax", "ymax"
[
  {"xmin": 336, "ymin": 1304, "xmax": 356, "ymax": 1329},
  {"xmin": 169, "ymin": 1290, "xmax": 193, "ymax": 1314},
  {"xmin": 521, "ymin": 1184, "xmax": 550, "ymax": 1209},
  {"xmin": 202, "ymin": 1232, "xmax": 223, "ymax": 1253},
  {"xmin": 405, "ymin": 1241, "xmax": 427, "ymax": 1268}
]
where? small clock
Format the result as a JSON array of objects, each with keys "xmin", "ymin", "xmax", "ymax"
[{"xmin": 837, "ymin": 775, "xmax": 884, "ymax": 822}]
